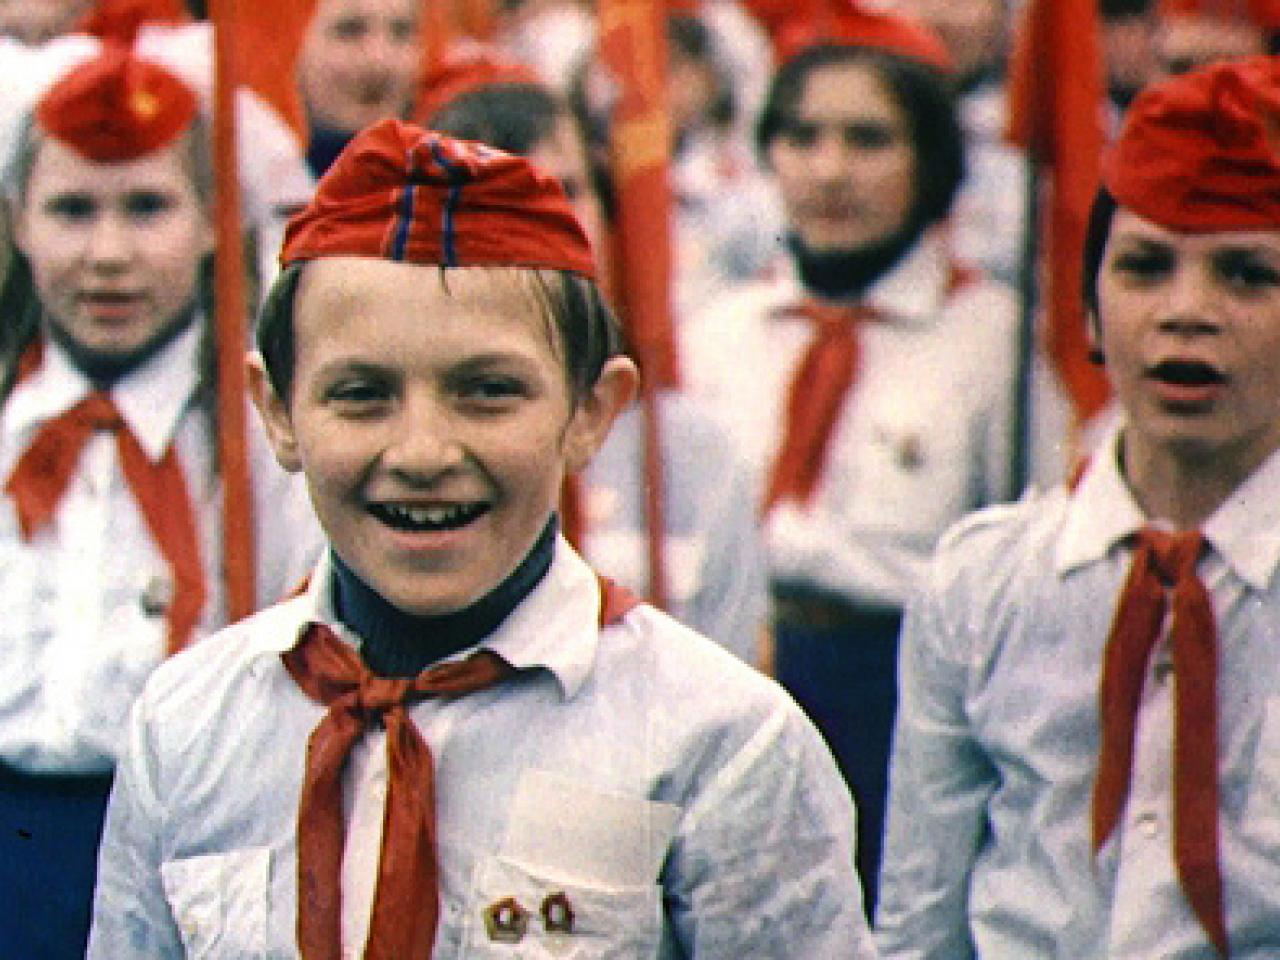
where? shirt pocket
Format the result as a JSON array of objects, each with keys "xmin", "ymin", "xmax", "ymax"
[
  {"xmin": 461, "ymin": 854, "xmax": 664, "ymax": 958},
  {"xmin": 159, "ymin": 847, "xmax": 271, "ymax": 958}
]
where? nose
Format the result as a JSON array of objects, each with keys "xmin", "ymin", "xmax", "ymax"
[
  {"xmin": 809, "ymin": 131, "xmax": 851, "ymax": 182},
  {"xmin": 83, "ymin": 212, "xmax": 133, "ymax": 270},
  {"xmin": 379, "ymin": 390, "xmax": 467, "ymax": 483},
  {"xmin": 1157, "ymin": 262, "xmax": 1221, "ymax": 336}
]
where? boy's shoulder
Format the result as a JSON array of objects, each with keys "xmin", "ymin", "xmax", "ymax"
[
  {"xmin": 138, "ymin": 595, "xmax": 311, "ymax": 719},
  {"xmin": 928, "ymin": 483, "xmax": 1074, "ymax": 599}
]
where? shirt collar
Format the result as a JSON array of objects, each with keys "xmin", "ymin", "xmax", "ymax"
[
  {"xmin": 1057, "ymin": 421, "xmax": 1280, "ymax": 591},
  {"xmin": 266, "ymin": 537, "xmax": 604, "ymax": 698},
  {"xmin": 4, "ymin": 322, "xmax": 202, "ymax": 463}
]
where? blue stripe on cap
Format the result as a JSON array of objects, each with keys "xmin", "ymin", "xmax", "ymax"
[
  {"xmin": 390, "ymin": 178, "xmax": 416, "ymax": 261},
  {"xmin": 429, "ymin": 139, "xmax": 466, "ymax": 268}
]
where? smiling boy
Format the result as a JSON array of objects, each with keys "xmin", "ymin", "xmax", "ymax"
[{"xmin": 87, "ymin": 120, "xmax": 875, "ymax": 958}]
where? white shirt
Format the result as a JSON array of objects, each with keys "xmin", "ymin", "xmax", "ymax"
[
  {"xmin": 89, "ymin": 538, "xmax": 877, "ymax": 958},
  {"xmin": 579, "ymin": 393, "xmax": 768, "ymax": 664},
  {"xmin": 877, "ymin": 424, "xmax": 1280, "ymax": 958},
  {"xmin": 0, "ymin": 325, "xmax": 322, "ymax": 774},
  {"xmin": 682, "ymin": 231, "xmax": 1020, "ymax": 609}
]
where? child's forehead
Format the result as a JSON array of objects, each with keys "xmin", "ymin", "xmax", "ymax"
[{"xmin": 293, "ymin": 258, "xmax": 563, "ymax": 352}]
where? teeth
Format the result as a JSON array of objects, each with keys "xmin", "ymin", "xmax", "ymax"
[{"xmin": 376, "ymin": 502, "xmax": 483, "ymax": 531}]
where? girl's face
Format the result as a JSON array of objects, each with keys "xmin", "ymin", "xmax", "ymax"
[
  {"xmin": 1097, "ymin": 208, "xmax": 1280, "ymax": 476},
  {"xmin": 767, "ymin": 60, "xmax": 917, "ymax": 252},
  {"xmin": 251, "ymin": 259, "xmax": 635, "ymax": 616},
  {"xmin": 15, "ymin": 134, "xmax": 213, "ymax": 365},
  {"xmin": 0, "ymin": 0, "xmax": 91, "ymax": 45},
  {"xmin": 297, "ymin": 0, "xmax": 421, "ymax": 132}
]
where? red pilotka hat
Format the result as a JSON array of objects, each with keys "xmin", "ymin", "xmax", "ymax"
[
  {"xmin": 280, "ymin": 118, "xmax": 597, "ymax": 278},
  {"xmin": 763, "ymin": 0, "xmax": 952, "ymax": 69},
  {"xmin": 1103, "ymin": 54, "xmax": 1280, "ymax": 230},
  {"xmin": 413, "ymin": 44, "xmax": 545, "ymax": 126},
  {"xmin": 35, "ymin": 3, "xmax": 197, "ymax": 163}
]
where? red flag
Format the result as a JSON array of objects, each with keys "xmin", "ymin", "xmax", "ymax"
[
  {"xmin": 1007, "ymin": 0, "xmax": 1111, "ymax": 428},
  {"xmin": 207, "ymin": 0, "xmax": 258, "ymax": 621},
  {"xmin": 224, "ymin": 0, "xmax": 318, "ymax": 144},
  {"xmin": 595, "ymin": 0, "xmax": 679, "ymax": 609}
]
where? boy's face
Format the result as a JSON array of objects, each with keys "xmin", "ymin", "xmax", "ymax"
[
  {"xmin": 15, "ymin": 135, "xmax": 213, "ymax": 365},
  {"xmin": 767, "ymin": 61, "xmax": 917, "ymax": 253},
  {"xmin": 1096, "ymin": 209, "xmax": 1280, "ymax": 475},
  {"xmin": 251, "ymin": 258, "xmax": 635, "ymax": 616},
  {"xmin": 297, "ymin": 0, "xmax": 421, "ymax": 132}
]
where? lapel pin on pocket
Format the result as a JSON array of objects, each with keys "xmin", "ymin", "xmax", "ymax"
[
  {"xmin": 541, "ymin": 891, "xmax": 575, "ymax": 934},
  {"xmin": 484, "ymin": 896, "xmax": 529, "ymax": 943}
]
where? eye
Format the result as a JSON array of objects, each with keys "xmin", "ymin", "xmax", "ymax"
[
  {"xmin": 843, "ymin": 122, "xmax": 897, "ymax": 150},
  {"xmin": 1214, "ymin": 250, "xmax": 1280, "ymax": 293},
  {"xmin": 123, "ymin": 190, "xmax": 178, "ymax": 219},
  {"xmin": 389, "ymin": 17, "xmax": 418, "ymax": 42},
  {"xmin": 780, "ymin": 122, "xmax": 818, "ymax": 149},
  {"xmin": 43, "ymin": 193, "xmax": 95, "ymax": 222},
  {"xmin": 328, "ymin": 16, "xmax": 367, "ymax": 40},
  {"xmin": 1108, "ymin": 246, "xmax": 1174, "ymax": 283},
  {"xmin": 458, "ymin": 375, "xmax": 529, "ymax": 406},
  {"xmin": 323, "ymin": 375, "xmax": 393, "ymax": 414}
]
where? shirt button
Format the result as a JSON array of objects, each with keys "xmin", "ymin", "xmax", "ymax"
[{"xmin": 1134, "ymin": 812, "xmax": 1160, "ymax": 837}]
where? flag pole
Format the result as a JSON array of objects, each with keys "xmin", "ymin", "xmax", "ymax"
[
  {"xmin": 208, "ymin": 0, "xmax": 257, "ymax": 621},
  {"xmin": 596, "ymin": 0, "xmax": 680, "ymax": 610}
]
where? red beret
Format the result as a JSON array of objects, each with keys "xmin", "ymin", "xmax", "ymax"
[
  {"xmin": 769, "ymin": 0, "xmax": 952, "ymax": 70},
  {"xmin": 35, "ymin": 8, "xmax": 197, "ymax": 164},
  {"xmin": 414, "ymin": 45, "xmax": 545, "ymax": 125},
  {"xmin": 280, "ymin": 119, "xmax": 596, "ymax": 278},
  {"xmin": 1104, "ymin": 55, "xmax": 1280, "ymax": 230}
]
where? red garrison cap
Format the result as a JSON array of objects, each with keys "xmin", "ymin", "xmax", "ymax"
[
  {"xmin": 414, "ymin": 44, "xmax": 545, "ymax": 125},
  {"xmin": 35, "ymin": 5, "xmax": 197, "ymax": 163},
  {"xmin": 767, "ymin": 0, "xmax": 952, "ymax": 70},
  {"xmin": 280, "ymin": 119, "xmax": 596, "ymax": 278},
  {"xmin": 1159, "ymin": 0, "xmax": 1280, "ymax": 28},
  {"xmin": 1104, "ymin": 55, "xmax": 1280, "ymax": 230}
]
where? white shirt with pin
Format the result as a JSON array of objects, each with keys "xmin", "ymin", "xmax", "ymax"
[
  {"xmin": 89, "ymin": 540, "xmax": 876, "ymax": 957},
  {"xmin": 0, "ymin": 322, "xmax": 322, "ymax": 775},
  {"xmin": 681, "ymin": 231, "xmax": 1021, "ymax": 611}
]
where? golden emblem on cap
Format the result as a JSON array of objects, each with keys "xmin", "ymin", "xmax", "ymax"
[{"xmin": 129, "ymin": 89, "xmax": 160, "ymax": 120}]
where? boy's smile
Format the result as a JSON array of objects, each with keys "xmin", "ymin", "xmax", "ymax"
[{"xmin": 252, "ymin": 257, "xmax": 629, "ymax": 617}]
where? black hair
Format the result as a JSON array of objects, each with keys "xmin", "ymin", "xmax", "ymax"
[
  {"xmin": 427, "ymin": 83, "xmax": 562, "ymax": 156},
  {"xmin": 256, "ymin": 262, "xmax": 626, "ymax": 404},
  {"xmin": 667, "ymin": 13, "xmax": 736, "ymax": 131},
  {"xmin": 1081, "ymin": 187, "xmax": 1119, "ymax": 322},
  {"xmin": 755, "ymin": 43, "xmax": 966, "ymax": 230}
]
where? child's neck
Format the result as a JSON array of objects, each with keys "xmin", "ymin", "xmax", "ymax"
[{"xmin": 333, "ymin": 515, "xmax": 557, "ymax": 677}]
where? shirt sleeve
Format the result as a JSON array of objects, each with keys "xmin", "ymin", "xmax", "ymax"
[
  {"xmin": 663, "ymin": 701, "xmax": 880, "ymax": 958},
  {"xmin": 874, "ymin": 564, "xmax": 997, "ymax": 959},
  {"xmin": 87, "ymin": 693, "xmax": 185, "ymax": 958}
]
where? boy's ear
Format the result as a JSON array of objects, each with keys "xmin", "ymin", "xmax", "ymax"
[
  {"xmin": 246, "ymin": 352, "xmax": 303, "ymax": 473},
  {"xmin": 564, "ymin": 355, "xmax": 640, "ymax": 473}
]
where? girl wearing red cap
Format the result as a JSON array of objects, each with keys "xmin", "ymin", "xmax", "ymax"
[
  {"xmin": 0, "ymin": 31, "xmax": 320, "ymax": 959},
  {"xmin": 681, "ymin": 11, "xmax": 1021, "ymax": 914},
  {"xmin": 878, "ymin": 55, "xmax": 1280, "ymax": 958},
  {"xmin": 88, "ymin": 120, "xmax": 875, "ymax": 958}
]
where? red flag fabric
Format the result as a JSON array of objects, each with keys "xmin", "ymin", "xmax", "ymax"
[
  {"xmin": 224, "ymin": 0, "xmax": 318, "ymax": 144},
  {"xmin": 1006, "ymin": 0, "xmax": 1111, "ymax": 427},
  {"xmin": 595, "ymin": 0, "xmax": 678, "ymax": 609},
  {"xmin": 595, "ymin": 0, "xmax": 680, "ymax": 389}
]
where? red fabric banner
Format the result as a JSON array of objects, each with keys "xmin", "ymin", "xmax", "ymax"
[{"xmin": 1006, "ymin": 0, "xmax": 1111, "ymax": 427}]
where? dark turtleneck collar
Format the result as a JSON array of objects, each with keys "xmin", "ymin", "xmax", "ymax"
[
  {"xmin": 787, "ymin": 218, "xmax": 927, "ymax": 302},
  {"xmin": 45, "ymin": 304, "xmax": 198, "ymax": 389},
  {"xmin": 306, "ymin": 121, "xmax": 355, "ymax": 180},
  {"xmin": 333, "ymin": 514, "xmax": 558, "ymax": 677}
]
